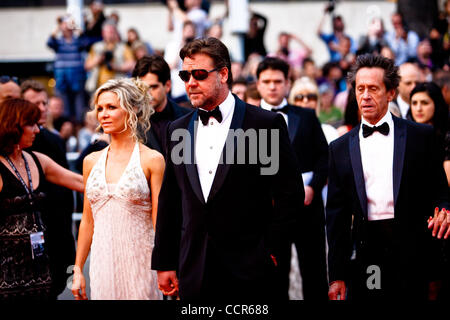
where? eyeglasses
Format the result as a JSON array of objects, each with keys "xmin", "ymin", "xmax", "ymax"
[
  {"xmin": 294, "ymin": 93, "xmax": 318, "ymax": 102},
  {"xmin": 0, "ymin": 75, "xmax": 19, "ymax": 84},
  {"xmin": 179, "ymin": 68, "xmax": 218, "ymax": 82}
]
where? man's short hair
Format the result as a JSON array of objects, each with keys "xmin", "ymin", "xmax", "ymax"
[
  {"xmin": 132, "ymin": 55, "xmax": 171, "ymax": 84},
  {"xmin": 102, "ymin": 19, "xmax": 117, "ymax": 30},
  {"xmin": 256, "ymin": 57, "xmax": 290, "ymax": 80},
  {"xmin": 347, "ymin": 53, "xmax": 400, "ymax": 91},
  {"xmin": 433, "ymin": 70, "xmax": 450, "ymax": 88},
  {"xmin": 302, "ymin": 57, "xmax": 314, "ymax": 68},
  {"xmin": 322, "ymin": 61, "xmax": 340, "ymax": 78},
  {"xmin": 20, "ymin": 79, "xmax": 46, "ymax": 96},
  {"xmin": 179, "ymin": 37, "xmax": 233, "ymax": 88},
  {"xmin": 183, "ymin": 20, "xmax": 196, "ymax": 30},
  {"xmin": 245, "ymin": 83, "xmax": 261, "ymax": 100},
  {"xmin": 232, "ymin": 77, "xmax": 247, "ymax": 86}
]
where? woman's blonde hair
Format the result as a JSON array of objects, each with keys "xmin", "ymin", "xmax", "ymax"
[
  {"xmin": 91, "ymin": 77, "xmax": 154, "ymax": 142},
  {"xmin": 288, "ymin": 76, "xmax": 321, "ymax": 113}
]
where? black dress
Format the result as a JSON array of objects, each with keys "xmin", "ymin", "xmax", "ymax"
[{"xmin": 0, "ymin": 152, "xmax": 52, "ymax": 300}]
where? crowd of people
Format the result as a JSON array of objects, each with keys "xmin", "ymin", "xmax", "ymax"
[{"xmin": 0, "ymin": 0, "xmax": 450, "ymax": 301}]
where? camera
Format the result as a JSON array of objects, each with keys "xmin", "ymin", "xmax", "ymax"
[
  {"xmin": 326, "ymin": 0, "xmax": 336, "ymax": 13},
  {"xmin": 104, "ymin": 50, "xmax": 113, "ymax": 70}
]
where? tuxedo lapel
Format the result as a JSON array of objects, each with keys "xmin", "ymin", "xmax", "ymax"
[
  {"xmin": 349, "ymin": 125, "xmax": 368, "ymax": 217},
  {"xmin": 392, "ymin": 116, "xmax": 406, "ymax": 206},
  {"xmin": 207, "ymin": 96, "xmax": 246, "ymax": 202},
  {"xmin": 287, "ymin": 105, "xmax": 300, "ymax": 143},
  {"xmin": 185, "ymin": 111, "xmax": 206, "ymax": 204}
]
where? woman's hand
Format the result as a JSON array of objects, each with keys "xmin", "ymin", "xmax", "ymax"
[{"xmin": 71, "ymin": 267, "xmax": 88, "ymax": 300}]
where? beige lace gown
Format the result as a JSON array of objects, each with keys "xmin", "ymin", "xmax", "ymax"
[{"xmin": 85, "ymin": 142, "xmax": 162, "ymax": 300}]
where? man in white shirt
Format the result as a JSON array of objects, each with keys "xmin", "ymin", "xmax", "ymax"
[
  {"xmin": 256, "ymin": 57, "xmax": 329, "ymax": 300},
  {"xmin": 152, "ymin": 37, "xmax": 304, "ymax": 301},
  {"xmin": 326, "ymin": 54, "xmax": 448, "ymax": 300},
  {"xmin": 394, "ymin": 62, "xmax": 422, "ymax": 119}
]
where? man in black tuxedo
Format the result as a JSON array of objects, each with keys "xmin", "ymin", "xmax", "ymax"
[
  {"xmin": 326, "ymin": 54, "xmax": 449, "ymax": 300},
  {"xmin": 152, "ymin": 38, "xmax": 305, "ymax": 301},
  {"xmin": 256, "ymin": 57, "xmax": 329, "ymax": 300},
  {"xmin": 21, "ymin": 80, "xmax": 75, "ymax": 299},
  {"xmin": 131, "ymin": 55, "xmax": 190, "ymax": 158}
]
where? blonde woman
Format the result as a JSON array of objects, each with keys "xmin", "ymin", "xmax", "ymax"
[
  {"xmin": 71, "ymin": 78, "xmax": 165, "ymax": 300},
  {"xmin": 288, "ymin": 77, "xmax": 339, "ymax": 143}
]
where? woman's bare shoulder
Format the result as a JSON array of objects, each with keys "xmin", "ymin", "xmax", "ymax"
[
  {"xmin": 139, "ymin": 144, "xmax": 165, "ymax": 169},
  {"xmin": 83, "ymin": 150, "xmax": 104, "ymax": 174}
]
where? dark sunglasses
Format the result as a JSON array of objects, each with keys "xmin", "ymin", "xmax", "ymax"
[
  {"xmin": 0, "ymin": 75, "xmax": 19, "ymax": 84},
  {"xmin": 294, "ymin": 93, "xmax": 318, "ymax": 101},
  {"xmin": 179, "ymin": 68, "xmax": 218, "ymax": 82}
]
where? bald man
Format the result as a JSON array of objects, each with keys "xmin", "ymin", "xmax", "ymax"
[
  {"xmin": 395, "ymin": 62, "xmax": 422, "ymax": 119},
  {"xmin": 0, "ymin": 78, "xmax": 20, "ymax": 104}
]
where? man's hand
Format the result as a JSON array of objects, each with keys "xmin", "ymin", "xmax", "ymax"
[
  {"xmin": 157, "ymin": 270, "xmax": 179, "ymax": 296},
  {"xmin": 328, "ymin": 280, "xmax": 346, "ymax": 300},
  {"xmin": 304, "ymin": 185, "xmax": 314, "ymax": 206},
  {"xmin": 428, "ymin": 207, "xmax": 450, "ymax": 239}
]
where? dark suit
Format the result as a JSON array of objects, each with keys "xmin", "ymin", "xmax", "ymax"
[
  {"xmin": 144, "ymin": 98, "xmax": 191, "ymax": 158},
  {"xmin": 26, "ymin": 127, "xmax": 75, "ymax": 298},
  {"xmin": 280, "ymin": 105, "xmax": 329, "ymax": 300},
  {"xmin": 326, "ymin": 115, "xmax": 449, "ymax": 299},
  {"xmin": 152, "ymin": 95, "xmax": 305, "ymax": 301}
]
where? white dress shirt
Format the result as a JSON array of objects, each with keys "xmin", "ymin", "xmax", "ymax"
[
  {"xmin": 195, "ymin": 91, "xmax": 235, "ymax": 202},
  {"xmin": 260, "ymin": 98, "xmax": 289, "ymax": 127},
  {"xmin": 396, "ymin": 96, "xmax": 410, "ymax": 119},
  {"xmin": 359, "ymin": 111, "xmax": 395, "ymax": 221}
]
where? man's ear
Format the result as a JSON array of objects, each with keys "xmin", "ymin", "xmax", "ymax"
[
  {"xmin": 219, "ymin": 67, "xmax": 229, "ymax": 85},
  {"xmin": 164, "ymin": 80, "xmax": 172, "ymax": 94},
  {"xmin": 387, "ymin": 88, "xmax": 396, "ymax": 102}
]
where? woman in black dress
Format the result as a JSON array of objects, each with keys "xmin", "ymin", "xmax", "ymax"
[
  {"xmin": 409, "ymin": 82, "xmax": 450, "ymax": 300},
  {"xmin": 0, "ymin": 98, "xmax": 83, "ymax": 300}
]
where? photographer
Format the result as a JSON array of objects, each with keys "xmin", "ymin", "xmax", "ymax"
[
  {"xmin": 384, "ymin": 12, "xmax": 420, "ymax": 65},
  {"xmin": 84, "ymin": 21, "xmax": 135, "ymax": 94},
  {"xmin": 316, "ymin": 1, "xmax": 356, "ymax": 62},
  {"xmin": 47, "ymin": 15, "xmax": 88, "ymax": 123}
]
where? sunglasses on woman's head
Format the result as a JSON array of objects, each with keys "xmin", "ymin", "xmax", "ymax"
[
  {"xmin": 179, "ymin": 68, "xmax": 218, "ymax": 82},
  {"xmin": 294, "ymin": 93, "xmax": 318, "ymax": 102}
]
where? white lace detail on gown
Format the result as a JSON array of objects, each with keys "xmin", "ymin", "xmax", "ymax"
[{"xmin": 85, "ymin": 142, "xmax": 162, "ymax": 300}]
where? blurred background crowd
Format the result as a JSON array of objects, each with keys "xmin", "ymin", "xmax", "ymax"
[{"xmin": 2, "ymin": 0, "xmax": 450, "ymax": 160}]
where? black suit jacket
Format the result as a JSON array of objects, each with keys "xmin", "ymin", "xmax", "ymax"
[
  {"xmin": 282, "ymin": 105, "xmax": 330, "ymax": 299},
  {"xmin": 145, "ymin": 98, "xmax": 191, "ymax": 158},
  {"xmin": 152, "ymin": 96, "xmax": 305, "ymax": 299},
  {"xmin": 284, "ymin": 105, "xmax": 328, "ymax": 196},
  {"xmin": 326, "ymin": 116, "xmax": 449, "ymax": 286}
]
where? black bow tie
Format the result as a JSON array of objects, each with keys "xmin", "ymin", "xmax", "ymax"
[
  {"xmin": 271, "ymin": 105, "xmax": 289, "ymax": 114},
  {"xmin": 198, "ymin": 107, "xmax": 222, "ymax": 125},
  {"xmin": 362, "ymin": 122, "xmax": 390, "ymax": 138}
]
